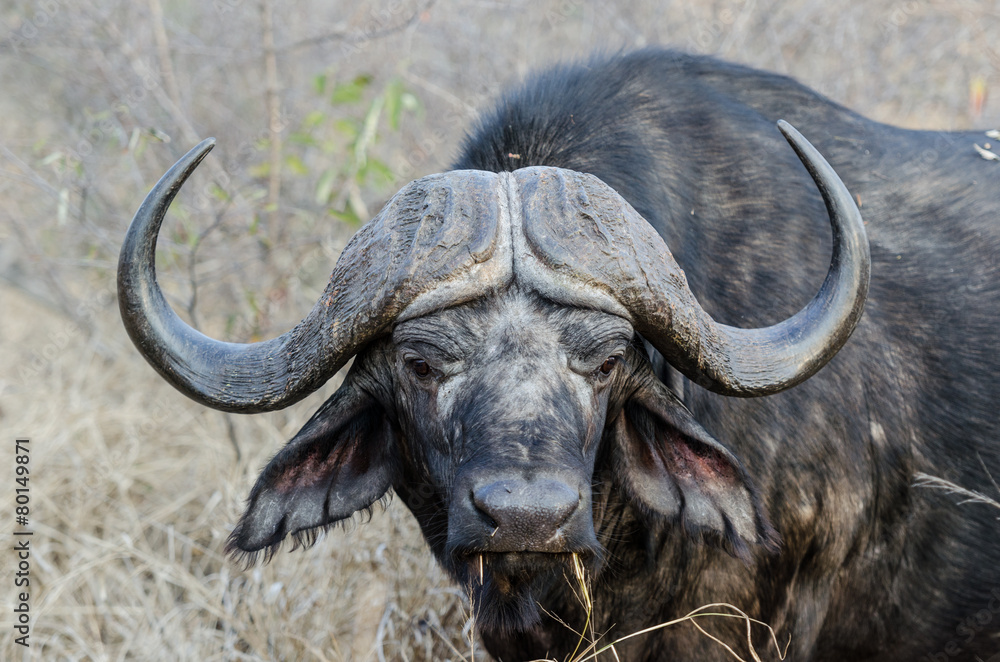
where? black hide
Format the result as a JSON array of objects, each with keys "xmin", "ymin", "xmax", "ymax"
[
  {"xmin": 232, "ymin": 50, "xmax": 1000, "ymax": 661},
  {"xmin": 453, "ymin": 49, "xmax": 1000, "ymax": 662}
]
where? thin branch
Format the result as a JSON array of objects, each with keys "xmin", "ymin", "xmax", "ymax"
[
  {"xmin": 260, "ymin": 0, "xmax": 283, "ymax": 246},
  {"xmin": 225, "ymin": 414, "xmax": 241, "ymax": 463},
  {"xmin": 273, "ymin": 0, "xmax": 436, "ymax": 54},
  {"xmin": 2, "ymin": 209, "xmax": 86, "ymax": 325},
  {"xmin": 147, "ymin": 0, "xmax": 184, "ymax": 110},
  {"xmin": 97, "ymin": 12, "xmax": 200, "ymax": 147},
  {"xmin": 184, "ymin": 206, "xmax": 231, "ymax": 328},
  {"xmin": 93, "ymin": 3, "xmax": 248, "ymax": 210}
]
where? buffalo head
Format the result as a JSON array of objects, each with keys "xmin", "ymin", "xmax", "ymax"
[{"xmin": 117, "ymin": 121, "xmax": 868, "ymax": 633}]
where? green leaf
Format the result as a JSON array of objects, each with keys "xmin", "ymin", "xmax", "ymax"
[
  {"xmin": 245, "ymin": 289, "xmax": 260, "ymax": 316},
  {"xmin": 313, "ymin": 73, "xmax": 327, "ymax": 95},
  {"xmin": 40, "ymin": 151, "xmax": 64, "ymax": 166},
  {"xmin": 289, "ymin": 131, "xmax": 318, "ymax": 147},
  {"xmin": 333, "ymin": 118, "xmax": 359, "ymax": 140},
  {"xmin": 331, "ymin": 74, "xmax": 373, "ymax": 104},
  {"xmin": 303, "ymin": 110, "xmax": 326, "ymax": 129},
  {"xmin": 185, "ymin": 219, "xmax": 199, "ymax": 248},
  {"xmin": 209, "ymin": 184, "xmax": 230, "ymax": 202},
  {"xmin": 361, "ymin": 157, "xmax": 394, "ymax": 186},
  {"xmin": 315, "ymin": 169, "xmax": 338, "ymax": 205},
  {"xmin": 248, "ymin": 161, "xmax": 270, "ymax": 178},
  {"xmin": 285, "ymin": 154, "xmax": 309, "ymax": 176},
  {"xmin": 328, "ymin": 207, "xmax": 361, "ymax": 226},
  {"xmin": 245, "ymin": 187, "xmax": 268, "ymax": 203},
  {"xmin": 385, "ymin": 78, "xmax": 405, "ymax": 130}
]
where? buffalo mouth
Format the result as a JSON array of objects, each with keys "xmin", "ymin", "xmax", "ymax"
[
  {"xmin": 462, "ymin": 550, "xmax": 580, "ymax": 586},
  {"xmin": 453, "ymin": 550, "xmax": 598, "ymax": 634}
]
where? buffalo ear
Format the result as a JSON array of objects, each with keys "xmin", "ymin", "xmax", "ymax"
[
  {"xmin": 614, "ymin": 377, "xmax": 778, "ymax": 560},
  {"xmin": 227, "ymin": 375, "xmax": 397, "ymax": 564}
]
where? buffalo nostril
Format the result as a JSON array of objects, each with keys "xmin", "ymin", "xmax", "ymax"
[{"xmin": 471, "ymin": 478, "xmax": 580, "ymax": 545}]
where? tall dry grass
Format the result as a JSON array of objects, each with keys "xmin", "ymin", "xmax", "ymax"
[
  {"xmin": 1, "ymin": 1, "xmax": 999, "ymax": 660},
  {"xmin": 0, "ymin": 284, "xmax": 479, "ymax": 660}
]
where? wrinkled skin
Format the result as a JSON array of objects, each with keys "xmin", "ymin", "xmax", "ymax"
[
  {"xmin": 390, "ymin": 292, "xmax": 630, "ymax": 631},
  {"xmin": 231, "ymin": 287, "xmax": 776, "ymax": 636}
]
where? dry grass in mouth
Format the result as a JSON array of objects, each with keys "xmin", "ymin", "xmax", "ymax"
[
  {"xmin": 537, "ymin": 466, "xmax": 1000, "ymax": 662},
  {"xmin": 563, "ymin": 602, "xmax": 790, "ymax": 662},
  {"xmin": 438, "ymin": 551, "xmax": 789, "ymax": 662},
  {"xmin": 549, "ymin": 552, "xmax": 789, "ymax": 662}
]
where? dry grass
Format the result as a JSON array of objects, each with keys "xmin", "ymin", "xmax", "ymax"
[
  {"xmin": 566, "ymin": 604, "xmax": 788, "ymax": 662},
  {"xmin": 0, "ymin": 284, "xmax": 477, "ymax": 661},
  {"xmin": 523, "ymin": 555, "xmax": 788, "ymax": 662},
  {"xmin": 914, "ymin": 469, "xmax": 1000, "ymax": 514},
  {"xmin": 2, "ymin": 1, "xmax": 999, "ymax": 660}
]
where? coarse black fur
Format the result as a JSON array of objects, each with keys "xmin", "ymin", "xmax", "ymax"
[
  {"xmin": 228, "ymin": 49, "xmax": 1000, "ymax": 661},
  {"xmin": 449, "ymin": 49, "xmax": 1000, "ymax": 661}
]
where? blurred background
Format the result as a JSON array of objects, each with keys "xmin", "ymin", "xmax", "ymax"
[{"xmin": 0, "ymin": 0, "xmax": 997, "ymax": 659}]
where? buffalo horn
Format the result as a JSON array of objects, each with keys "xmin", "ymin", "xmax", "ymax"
[
  {"xmin": 512, "ymin": 120, "xmax": 870, "ymax": 397},
  {"xmin": 117, "ymin": 139, "xmax": 513, "ymax": 413}
]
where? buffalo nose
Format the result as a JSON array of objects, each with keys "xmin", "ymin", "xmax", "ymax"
[{"xmin": 472, "ymin": 478, "xmax": 580, "ymax": 547}]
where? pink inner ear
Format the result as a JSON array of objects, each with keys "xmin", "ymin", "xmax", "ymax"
[
  {"xmin": 669, "ymin": 433, "xmax": 739, "ymax": 484},
  {"xmin": 638, "ymin": 423, "xmax": 738, "ymax": 486},
  {"xmin": 614, "ymin": 387, "xmax": 777, "ymax": 556},
  {"xmin": 273, "ymin": 437, "xmax": 366, "ymax": 492}
]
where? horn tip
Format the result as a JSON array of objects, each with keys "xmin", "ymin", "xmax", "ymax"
[
  {"xmin": 775, "ymin": 119, "xmax": 801, "ymax": 143},
  {"xmin": 193, "ymin": 137, "xmax": 216, "ymax": 158}
]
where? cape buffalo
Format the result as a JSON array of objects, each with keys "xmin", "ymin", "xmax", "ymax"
[{"xmin": 118, "ymin": 49, "xmax": 1000, "ymax": 660}]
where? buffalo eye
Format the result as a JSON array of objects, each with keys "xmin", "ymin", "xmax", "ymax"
[
  {"xmin": 411, "ymin": 358, "xmax": 432, "ymax": 378},
  {"xmin": 599, "ymin": 356, "xmax": 620, "ymax": 376}
]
